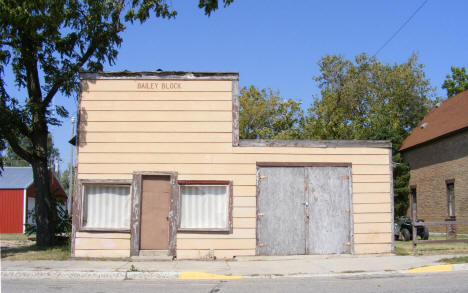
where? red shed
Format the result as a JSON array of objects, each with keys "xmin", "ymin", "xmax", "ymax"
[{"xmin": 0, "ymin": 167, "xmax": 66, "ymax": 234}]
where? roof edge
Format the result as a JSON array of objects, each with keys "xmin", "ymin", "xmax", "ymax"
[
  {"xmin": 239, "ymin": 139, "xmax": 392, "ymax": 148},
  {"xmin": 25, "ymin": 180, "xmax": 34, "ymax": 189},
  {"xmin": 400, "ymin": 125, "xmax": 468, "ymax": 152},
  {"xmin": 79, "ymin": 71, "xmax": 239, "ymax": 81}
]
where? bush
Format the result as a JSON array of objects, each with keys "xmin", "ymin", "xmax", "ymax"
[{"xmin": 24, "ymin": 189, "xmax": 71, "ymax": 245}]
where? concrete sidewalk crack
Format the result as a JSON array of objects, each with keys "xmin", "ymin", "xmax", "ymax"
[{"xmin": 117, "ymin": 261, "xmax": 132, "ymax": 272}]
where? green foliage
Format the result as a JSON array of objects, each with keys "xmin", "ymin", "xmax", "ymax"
[
  {"xmin": 0, "ymin": 0, "xmax": 232, "ymax": 246},
  {"xmin": 442, "ymin": 66, "xmax": 468, "ymax": 98},
  {"xmin": 3, "ymin": 134, "xmax": 59, "ymax": 167},
  {"xmin": 393, "ymin": 153, "xmax": 410, "ymax": 217},
  {"xmin": 59, "ymin": 167, "xmax": 70, "ymax": 194},
  {"xmin": 198, "ymin": 0, "xmax": 235, "ymax": 16},
  {"xmin": 24, "ymin": 190, "xmax": 71, "ymax": 243},
  {"xmin": 239, "ymin": 86, "xmax": 304, "ymax": 140},
  {"xmin": 303, "ymin": 53, "xmax": 437, "ymax": 217},
  {"xmin": 304, "ymin": 53, "xmax": 437, "ymax": 151}
]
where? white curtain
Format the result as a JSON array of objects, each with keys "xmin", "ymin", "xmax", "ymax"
[
  {"xmin": 180, "ymin": 185, "xmax": 227, "ymax": 229},
  {"xmin": 83, "ymin": 185, "xmax": 130, "ymax": 229}
]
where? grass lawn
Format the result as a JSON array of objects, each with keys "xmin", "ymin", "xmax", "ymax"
[
  {"xmin": 1, "ymin": 244, "xmax": 70, "ymax": 260},
  {"xmin": 1, "ymin": 235, "xmax": 130, "ymax": 261},
  {"xmin": 394, "ymin": 235, "xmax": 468, "ymax": 256},
  {"xmin": 0, "ymin": 233, "xmax": 30, "ymax": 241},
  {"xmin": 1, "ymin": 233, "xmax": 70, "ymax": 260},
  {"xmin": 438, "ymin": 256, "xmax": 468, "ymax": 264}
]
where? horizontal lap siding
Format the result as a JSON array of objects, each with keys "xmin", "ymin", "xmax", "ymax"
[
  {"xmin": 81, "ymin": 122, "xmax": 233, "ymax": 132},
  {"xmin": 74, "ymin": 250, "xmax": 130, "ymax": 258},
  {"xmin": 77, "ymin": 79, "xmax": 392, "ymax": 257},
  {"xmin": 81, "ymin": 133, "xmax": 233, "ymax": 143},
  {"xmin": 81, "ymin": 100, "xmax": 233, "ymax": 111},
  {"xmin": 74, "ymin": 232, "xmax": 130, "ymax": 258},
  {"xmin": 81, "ymin": 91, "xmax": 233, "ymax": 101},
  {"xmin": 77, "ymin": 163, "xmax": 389, "ymax": 177},
  {"xmin": 82, "ymin": 111, "xmax": 231, "ymax": 122},
  {"xmin": 81, "ymin": 80, "xmax": 233, "ymax": 92},
  {"xmin": 79, "ymin": 153, "xmax": 389, "ymax": 164}
]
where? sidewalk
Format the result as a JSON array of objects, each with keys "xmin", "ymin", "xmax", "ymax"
[{"xmin": 2, "ymin": 254, "xmax": 468, "ymax": 280}]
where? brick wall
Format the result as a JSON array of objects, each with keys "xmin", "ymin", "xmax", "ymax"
[{"xmin": 403, "ymin": 130, "xmax": 468, "ymax": 234}]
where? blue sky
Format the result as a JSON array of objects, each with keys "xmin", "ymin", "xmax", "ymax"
[{"xmin": 4, "ymin": 0, "xmax": 468, "ymax": 170}]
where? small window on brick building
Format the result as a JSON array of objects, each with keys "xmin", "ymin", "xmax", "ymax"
[
  {"xmin": 410, "ymin": 186, "xmax": 417, "ymax": 217},
  {"xmin": 446, "ymin": 181, "xmax": 455, "ymax": 218}
]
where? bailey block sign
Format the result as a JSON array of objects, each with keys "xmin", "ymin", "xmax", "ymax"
[{"xmin": 137, "ymin": 82, "xmax": 182, "ymax": 90}]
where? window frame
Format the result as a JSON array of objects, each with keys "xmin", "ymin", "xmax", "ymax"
[
  {"xmin": 177, "ymin": 180, "xmax": 233, "ymax": 234},
  {"xmin": 78, "ymin": 179, "xmax": 132, "ymax": 233},
  {"xmin": 446, "ymin": 179, "xmax": 455, "ymax": 219}
]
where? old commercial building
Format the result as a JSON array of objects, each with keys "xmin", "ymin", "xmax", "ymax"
[
  {"xmin": 72, "ymin": 71, "xmax": 393, "ymax": 259},
  {"xmin": 400, "ymin": 90, "xmax": 468, "ymax": 234}
]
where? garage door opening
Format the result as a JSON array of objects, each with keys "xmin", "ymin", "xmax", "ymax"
[{"xmin": 257, "ymin": 164, "xmax": 353, "ymax": 255}]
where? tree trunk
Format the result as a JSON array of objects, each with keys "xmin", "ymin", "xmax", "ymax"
[{"xmin": 32, "ymin": 138, "xmax": 56, "ymax": 247}]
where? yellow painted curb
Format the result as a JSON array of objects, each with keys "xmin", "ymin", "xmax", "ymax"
[
  {"xmin": 409, "ymin": 264, "xmax": 453, "ymax": 273},
  {"xmin": 179, "ymin": 272, "xmax": 243, "ymax": 280}
]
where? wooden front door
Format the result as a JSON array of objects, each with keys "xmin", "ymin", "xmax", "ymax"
[
  {"xmin": 140, "ymin": 175, "xmax": 171, "ymax": 250},
  {"xmin": 257, "ymin": 166, "xmax": 352, "ymax": 255}
]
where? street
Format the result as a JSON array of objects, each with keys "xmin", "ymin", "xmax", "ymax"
[{"xmin": 3, "ymin": 271, "xmax": 468, "ymax": 293}]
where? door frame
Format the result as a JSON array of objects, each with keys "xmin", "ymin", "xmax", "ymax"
[
  {"xmin": 130, "ymin": 171, "xmax": 178, "ymax": 257},
  {"xmin": 256, "ymin": 162, "xmax": 354, "ymax": 255}
]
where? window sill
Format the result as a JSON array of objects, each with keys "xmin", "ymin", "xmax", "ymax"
[
  {"xmin": 79, "ymin": 228, "xmax": 131, "ymax": 233},
  {"xmin": 177, "ymin": 228, "xmax": 232, "ymax": 234}
]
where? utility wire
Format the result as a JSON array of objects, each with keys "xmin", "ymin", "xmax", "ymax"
[{"xmin": 374, "ymin": 0, "xmax": 428, "ymax": 56}]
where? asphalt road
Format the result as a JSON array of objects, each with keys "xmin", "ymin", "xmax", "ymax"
[{"xmin": 3, "ymin": 271, "xmax": 468, "ymax": 293}]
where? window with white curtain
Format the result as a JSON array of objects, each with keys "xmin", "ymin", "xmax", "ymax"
[
  {"xmin": 179, "ymin": 184, "xmax": 230, "ymax": 231},
  {"xmin": 82, "ymin": 184, "xmax": 131, "ymax": 230}
]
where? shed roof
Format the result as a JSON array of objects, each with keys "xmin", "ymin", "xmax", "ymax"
[
  {"xmin": 400, "ymin": 90, "xmax": 468, "ymax": 151},
  {"xmin": 0, "ymin": 167, "xmax": 34, "ymax": 189}
]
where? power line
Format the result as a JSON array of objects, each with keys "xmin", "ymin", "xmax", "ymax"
[{"xmin": 374, "ymin": 0, "xmax": 428, "ymax": 56}]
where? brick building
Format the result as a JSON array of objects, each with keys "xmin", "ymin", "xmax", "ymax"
[{"xmin": 400, "ymin": 90, "xmax": 468, "ymax": 234}]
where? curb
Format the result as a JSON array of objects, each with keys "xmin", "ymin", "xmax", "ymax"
[
  {"xmin": 3, "ymin": 264, "xmax": 468, "ymax": 281},
  {"xmin": 2, "ymin": 271, "xmax": 179, "ymax": 280}
]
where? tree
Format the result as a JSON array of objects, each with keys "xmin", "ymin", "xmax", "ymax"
[
  {"xmin": 0, "ymin": 0, "xmax": 233, "ymax": 247},
  {"xmin": 239, "ymin": 86, "xmax": 304, "ymax": 140},
  {"xmin": 3, "ymin": 134, "xmax": 60, "ymax": 167},
  {"xmin": 304, "ymin": 53, "xmax": 437, "ymax": 216},
  {"xmin": 442, "ymin": 66, "xmax": 468, "ymax": 98},
  {"xmin": 59, "ymin": 166, "xmax": 70, "ymax": 196}
]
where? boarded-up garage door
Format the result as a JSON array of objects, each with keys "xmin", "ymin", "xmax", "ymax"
[{"xmin": 257, "ymin": 166, "xmax": 352, "ymax": 255}]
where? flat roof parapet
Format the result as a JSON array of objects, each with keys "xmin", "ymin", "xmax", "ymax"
[
  {"xmin": 239, "ymin": 139, "xmax": 392, "ymax": 148},
  {"xmin": 79, "ymin": 71, "xmax": 239, "ymax": 80}
]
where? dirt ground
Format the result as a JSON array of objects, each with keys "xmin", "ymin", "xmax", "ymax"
[{"xmin": 0, "ymin": 234, "xmax": 35, "ymax": 250}]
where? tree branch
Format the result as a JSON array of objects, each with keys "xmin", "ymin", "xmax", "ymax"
[
  {"xmin": 0, "ymin": 88, "xmax": 32, "ymax": 138},
  {"xmin": 42, "ymin": 0, "xmax": 126, "ymax": 108},
  {"xmin": 44, "ymin": 42, "xmax": 98, "ymax": 107},
  {"xmin": 1, "ymin": 130, "xmax": 34, "ymax": 163}
]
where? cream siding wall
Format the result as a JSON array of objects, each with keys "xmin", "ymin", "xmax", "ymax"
[{"xmin": 75, "ymin": 78, "xmax": 392, "ymax": 258}]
